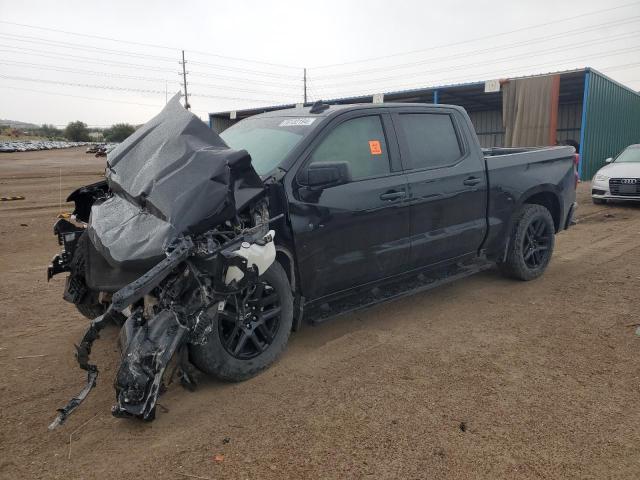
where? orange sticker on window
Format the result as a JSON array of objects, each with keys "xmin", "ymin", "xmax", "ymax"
[{"xmin": 369, "ymin": 140, "xmax": 382, "ymax": 155}]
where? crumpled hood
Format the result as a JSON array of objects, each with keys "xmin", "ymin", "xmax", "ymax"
[{"xmin": 88, "ymin": 94, "xmax": 265, "ymax": 269}]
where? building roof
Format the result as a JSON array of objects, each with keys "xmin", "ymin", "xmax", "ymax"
[{"xmin": 209, "ymin": 68, "xmax": 592, "ymax": 123}]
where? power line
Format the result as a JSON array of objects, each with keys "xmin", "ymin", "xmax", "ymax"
[
  {"xmin": 0, "ymin": 19, "xmax": 301, "ymax": 70},
  {"xmin": 0, "ymin": 59, "xmax": 180, "ymax": 84},
  {"xmin": 311, "ymin": 0, "xmax": 640, "ymax": 69},
  {"xmin": 314, "ymin": 32, "xmax": 640, "ymax": 89},
  {"xmin": 313, "ymin": 16, "xmax": 640, "ymax": 81},
  {"xmin": 0, "ymin": 74, "xmax": 168, "ymax": 94},
  {"xmin": 189, "ymin": 59, "xmax": 302, "ymax": 80},
  {"xmin": 188, "ymin": 70, "xmax": 302, "ymax": 88},
  {"xmin": 0, "ymin": 32, "xmax": 303, "ymax": 79},
  {"xmin": 313, "ymin": 55, "xmax": 640, "ymax": 100},
  {"xmin": 190, "ymin": 92, "xmax": 296, "ymax": 104},
  {"xmin": 188, "ymin": 80, "xmax": 301, "ymax": 98},
  {"xmin": 0, "ymin": 84, "xmax": 166, "ymax": 108},
  {"xmin": 0, "ymin": 73, "xmax": 299, "ymax": 104},
  {"xmin": 0, "ymin": 45, "xmax": 177, "ymax": 73},
  {"xmin": 0, "ymin": 47, "xmax": 303, "ymax": 94},
  {"xmin": 0, "ymin": 32, "xmax": 176, "ymax": 62},
  {"xmin": 0, "ymin": 60, "xmax": 301, "ymax": 96}
]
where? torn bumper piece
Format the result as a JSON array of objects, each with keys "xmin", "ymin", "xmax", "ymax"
[
  {"xmin": 49, "ymin": 236, "xmax": 196, "ymax": 429},
  {"xmin": 113, "ymin": 309, "xmax": 188, "ymax": 421}
]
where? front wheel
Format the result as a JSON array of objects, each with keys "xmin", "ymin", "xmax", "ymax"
[
  {"xmin": 189, "ymin": 262, "xmax": 294, "ymax": 382},
  {"xmin": 498, "ymin": 204, "xmax": 555, "ymax": 281}
]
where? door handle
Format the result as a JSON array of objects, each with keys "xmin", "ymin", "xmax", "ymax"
[
  {"xmin": 463, "ymin": 176, "xmax": 481, "ymax": 186},
  {"xmin": 379, "ymin": 191, "xmax": 407, "ymax": 201}
]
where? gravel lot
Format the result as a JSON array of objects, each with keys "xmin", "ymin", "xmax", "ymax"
[{"xmin": 1, "ymin": 147, "xmax": 639, "ymax": 479}]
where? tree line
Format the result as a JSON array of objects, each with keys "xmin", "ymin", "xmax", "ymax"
[
  {"xmin": 63, "ymin": 122, "xmax": 136, "ymax": 142},
  {"xmin": 0, "ymin": 122, "xmax": 137, "ymax": 142}
]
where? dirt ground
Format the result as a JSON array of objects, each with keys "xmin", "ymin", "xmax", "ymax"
[{"xmin": 1, "ymin": 147, "xmax": 639, "ymax": 480}]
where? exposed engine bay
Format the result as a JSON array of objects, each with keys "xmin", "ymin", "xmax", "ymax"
[{"xmin": 47, "ymin": 95, "xmax": 282, "ymax": 428}]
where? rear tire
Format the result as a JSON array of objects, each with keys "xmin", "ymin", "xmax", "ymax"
[
  {"xmin": 498, "ymin": 204, "xmax": 555, "ymax": 281},
  {"xmin": 190, "ymin": 262, "xmax": 293, "ymax": 382}
]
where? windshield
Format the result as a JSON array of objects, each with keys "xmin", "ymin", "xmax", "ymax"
[
  {"xmin": 220, "ymin": 116, "xmax": 319, "ymax": 175},
  {"xmin": 614, "ymin": 146, "xmax": 640, "ymax": 163}
]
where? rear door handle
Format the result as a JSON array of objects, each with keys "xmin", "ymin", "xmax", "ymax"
[
  {"xmin": 463, "ymin": 176, "xmax": 481, "ymax": 186},
  {"xmin": 380, "ymin": 191, "xmax": 407, "ymax": 201}
]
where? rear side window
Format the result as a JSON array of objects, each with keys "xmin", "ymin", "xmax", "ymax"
[
  {"xmin": 398, "ymin": 113, "xmax": 462, "ymax": 170},
  {"xmin": 310, "ymin": 116, "xmax": 390, "ymax": 180}
]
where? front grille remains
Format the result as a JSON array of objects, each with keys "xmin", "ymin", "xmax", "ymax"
[{"xmin": 609, "ymin": 178, "xmax": 640, "ymax": 196}]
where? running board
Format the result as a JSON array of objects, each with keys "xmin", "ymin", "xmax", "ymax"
[{"xmin": 305, "ymin": 260, "xmax": 494, "ymax": 325}]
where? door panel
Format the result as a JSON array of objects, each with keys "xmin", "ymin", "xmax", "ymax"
[
  {"xmin": 288, "ymin": 112, "xmax": 411, "ymax": 300},
  {"xmin": 392, "ymin": 110, "xmax": 487, "ymax": 267},
  {"xmin": 290, "ymin": 175, "xmax": 410, "ymax": 298}
]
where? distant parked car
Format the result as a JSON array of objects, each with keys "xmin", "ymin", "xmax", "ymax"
[{"xmin": 592, "ymin": 144, "xmax": 640, "ymax": 204}]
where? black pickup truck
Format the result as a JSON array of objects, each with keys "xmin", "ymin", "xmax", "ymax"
[{"xmin": 48, "ymin": 99, "xmax": 576, "ymax": 425}]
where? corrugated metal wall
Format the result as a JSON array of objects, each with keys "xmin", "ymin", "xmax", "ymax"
[
  {"xmin": 468, "ymin": 110, "xmax": 503, "ymax": 147},
  {"xmin": 581, "ymin": 70, "xmax": 640, "ymax": 179},
  {"xmin": 468, "ymin": 103, "xmax": 581, "ymax": 148},
  {"xmin": 557, "ymin": 103, "xmax": 582, "ymax": 145},
  {"xmin": 211, "ymin": 115, "xmax": 237, "ymax": 133}
]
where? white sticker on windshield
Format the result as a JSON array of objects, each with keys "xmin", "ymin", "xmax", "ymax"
[{"xmin": 279, "ymin": 118, "xmax": 316, "ymax": 127}]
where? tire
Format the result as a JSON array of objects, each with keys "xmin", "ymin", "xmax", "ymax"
[
  {"xmin": 75, "ymin": 302, "xmax": 105, "ymax": 320},
  {"xmin": 498, "ymin": 204, "xmax": 555, "ymax": 281},
  {"xmin": 190, "ymin": 262, "xmax": 294, "ymax": 382},
  {"xmin": 592, "ymin": 197, "xmax": 606, "ymax": 205}
]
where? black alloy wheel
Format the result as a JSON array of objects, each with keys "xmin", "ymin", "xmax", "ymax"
[
  {"xmin": 522, "ymin": 217, "xmax": 552, "ymax": 269},
  {"xmin": 498, "ymin": 204, "xmax": 556, "ymax": 281},
  {"xmin": 218, "ymin": 282, "xmax": 282, "ymax": 360}
]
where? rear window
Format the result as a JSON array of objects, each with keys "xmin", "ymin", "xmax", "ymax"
[
  {"xmin": 220, "ymin": 116, "xmax": 318, "ymax": 175},
  {"xmin": 398, "ymin": 113, "xmax": 462, "ymax": 170}
]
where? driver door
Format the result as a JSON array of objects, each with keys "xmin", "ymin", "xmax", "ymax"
[{"xmin": 288, "ymin": 111, "xmax": 411, "ymax": 300}]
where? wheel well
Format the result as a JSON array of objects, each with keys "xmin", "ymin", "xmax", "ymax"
[
  {"xmin": 276, "ymin": 249, "xmax": 296, "ymax": 292},
  {"xmin": 523, "ymin": 192, "xmax": 561, "ymax": 232}
]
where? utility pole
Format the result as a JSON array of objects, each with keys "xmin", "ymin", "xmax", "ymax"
[
  {"xmin": 303, "ymin": 68, "xmax": 307, "ymax": 104},
  {"xmin": 180, "ymin": 50, "xmax": 190, "ymax": 109}
]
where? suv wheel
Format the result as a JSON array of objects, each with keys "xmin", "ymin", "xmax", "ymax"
[{"xmin": 499, "ymin": 204, "xmax": 555, "ymax": 281}]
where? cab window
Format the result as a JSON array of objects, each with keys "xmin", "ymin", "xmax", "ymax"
[
  {"xmin": 310, "ymin": 116, "xmax": 390, "ymax": 180},
  {"xmin": 398, "ymin": 113, "xmax": 463, "ymax": 170}
]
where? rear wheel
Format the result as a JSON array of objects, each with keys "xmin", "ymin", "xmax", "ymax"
[
  {"xmin": 498, "ymin": 204, "xmax": 555, "ymax": 281},
  {"xmin": 190, "ymin": 262, "xmax": 293, "ymax": 382}
]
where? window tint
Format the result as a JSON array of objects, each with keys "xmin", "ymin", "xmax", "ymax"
[
  {"xmin": 310, "ymin": 116, "xmax": 390, "ymax": 180},
  {"xmin": 398, "ymin": 113, "xmax": 462, "ymax": 169}
]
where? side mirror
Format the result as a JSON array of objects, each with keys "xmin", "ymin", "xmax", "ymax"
[
  {"xmin": 299, "ymin": 161, "xmax": 352, "ymax": 188},
  {"xmin": 605, "ymin": 157, "xmax": 613, "ymax": 163}
]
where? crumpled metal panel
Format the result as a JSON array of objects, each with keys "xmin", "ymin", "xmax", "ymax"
[{"xmin": 88, "ymin": 93, "xmax": 264, "ymax": 268}]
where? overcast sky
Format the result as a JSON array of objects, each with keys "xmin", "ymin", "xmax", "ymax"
[{"xmin": 0, "ymin": 0, "xmax": 639, "ymax": 127}]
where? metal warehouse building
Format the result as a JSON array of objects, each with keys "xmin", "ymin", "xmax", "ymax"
[{"xmin": 209, "ymin": 68, "xmax": 640, "ymax": 180}]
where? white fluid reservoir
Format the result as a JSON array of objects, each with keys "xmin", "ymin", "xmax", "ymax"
[{"xmin": 224, "ymin": 230, "xmax": 276, "ymax": 285}]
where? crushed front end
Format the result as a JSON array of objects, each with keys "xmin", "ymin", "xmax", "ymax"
[{"xmin": 48, "ymin": 95, "xmax": 280, "ymax": 428}]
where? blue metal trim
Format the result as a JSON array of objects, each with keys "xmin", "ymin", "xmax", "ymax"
[
  {"xmin": 433, "ymin": 89, "xmax": 439, "ymax": 104},
  {"xmin": 208, "ymin": 115, "xmax": 213, "ymax": 129},
  {"xmin": 578, "ymin": 70, "xmax": 591, "ymax": 179}
]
